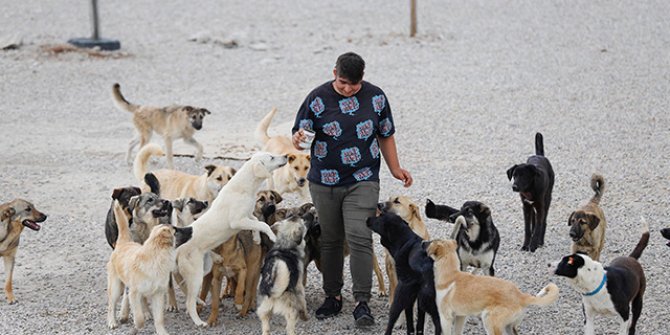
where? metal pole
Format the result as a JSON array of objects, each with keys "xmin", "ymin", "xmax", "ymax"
[
  {"xmin": 91, "ymin": 0, "xmax": 100, "ymax": 40},
  {"xmin": 410, "ymin": 0, "xmax": 417, "ymax": 37}
]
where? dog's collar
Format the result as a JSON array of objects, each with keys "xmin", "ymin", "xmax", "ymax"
[{"xmin": 583, "ymin": 273, "xmax": 607, "ymax": 296}]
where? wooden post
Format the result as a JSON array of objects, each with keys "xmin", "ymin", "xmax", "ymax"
[{"xmin": 410, "ymin": 0, "xmax": 417, "ymax": 37}]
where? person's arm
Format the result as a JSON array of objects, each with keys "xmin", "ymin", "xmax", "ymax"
[
  {"xmin": 378, "ymin": 135, "xmax": 413, "ymax": 187},
  {"xmin": 292, "ymin": 93, "xmax": 315, "ymax": 150}
]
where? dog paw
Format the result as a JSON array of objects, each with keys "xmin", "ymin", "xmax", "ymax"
[
  {"xmin": 107, "ymin": 319, "xmax": 118, "ymax": 329},
  {"xmin": 166, "ymin": 304, "xmax": 178, "ymax": 312},
  {"xmin": 197, "ymin": 320, "xmax": 209, "ymax": 328},
  {"xmin": 378, "ymin": 290, "xmax": 388, "ymax": 297},
  {"xmin": 300, "ymin": 310, "xmax": 309, "ymax": 321},
  {"xmin": 521, "ymin": 245, "xmax": 529, "ymax": 251},
  {"xmin": 207, "ymin": 318, "xmax": 218, "ymax": 327}
]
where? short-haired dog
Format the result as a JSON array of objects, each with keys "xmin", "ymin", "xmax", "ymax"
[
  {"xmin": 427, "ymin": 238, "xmax": 558, "ymax": 335},
  {"xmin": 549, "ymin": 218, "xmax": 649, "ymax": 335},
  {"xmin": 0, "ymin": 199, "xmax": 47, "ymax": 304},
  {"xmin": 104, "ymin": 186, "xmax": 142, "ymax": 249},
  {"xmin": 568, "ymin": 174, "xmax": 607, "ymax": 261},
  {"xmin": 506, "ymin": 132, "xmax": 555, "ymax": 252}
]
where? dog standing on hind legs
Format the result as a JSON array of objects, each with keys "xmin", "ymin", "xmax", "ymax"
[{"xmin": 506, "ymin": 132, "xmax": 555, "ymax": 252}]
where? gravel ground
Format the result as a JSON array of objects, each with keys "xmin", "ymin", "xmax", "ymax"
[{"xmin": 1, "ymin": 0, "xmax": 669, "ymax": 334}]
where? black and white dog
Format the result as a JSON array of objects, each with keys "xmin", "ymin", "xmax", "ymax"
[
  {"xmin": 549, "ymin": 219, "xmax": 649, "ymax": 335},
  {"xmin": 661, "ymin": 228, "xmax": 670, "ymax": 247},
  {"xmin": 425, "ymin": 199, "xmax": 500, "ymax": 276},
  {"xmin": 506, "ymin": 132, "xmax": 555, "ymax": 252}
]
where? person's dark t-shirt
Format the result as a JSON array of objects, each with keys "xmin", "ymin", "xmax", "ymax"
[{"xmin": 292, "ymin": 80, "xmax": 395, "ymax": 186}]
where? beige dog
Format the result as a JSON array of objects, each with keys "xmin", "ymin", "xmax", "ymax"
[
  {"xmin": 0, "ymin": 199, "xmax": 47, "ymax": 304},
  {"xmin": 569, "ymin": 174, "xmax": 607, "ymax": 261},
  {"xmin": 427, "ymin": 236, "xmax": 559, "ymax": 335},
  {"xmin": 255, "ymin": 108, "xmax": 311, "ymax": 201},
  {"xmin": 174, "ymin": 152, "xmax": 287, "ymax": 327},
  {"xmin": 133, "ymin": 143, "xmax": 236, "ymax": 203},
  {"xmin": 378, "ymin": 195, "xmax": 429, "ymax": 303},
  {"xmin": 106, "ymin": 201, "xmax": 186, "ymax": 335},
  {"xmin": 112, "ymin": 83, "xmax": 211, "ymax": 169}
]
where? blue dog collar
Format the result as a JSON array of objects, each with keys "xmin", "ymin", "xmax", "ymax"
[{"xmin": 583, "ymin": 273, "xmax": 607, "ymax": 296}]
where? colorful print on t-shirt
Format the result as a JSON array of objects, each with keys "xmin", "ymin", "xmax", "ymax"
[{"xmin": 339, "ymin": 97, "xmax": 360, "ymax": 116}]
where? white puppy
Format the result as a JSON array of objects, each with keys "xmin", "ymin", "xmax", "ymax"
[{"xmin": 175, "ymin": 152, "xmax": 288, "ymax": 327}]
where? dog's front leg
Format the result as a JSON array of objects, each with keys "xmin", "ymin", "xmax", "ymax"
[
  {"xmin": 584, "ymin": 306, "xmax": 596, "ymax": 335},
  {"xmin": 521, "ymin": 203, "xmax": 533, "ymax": 251},
  {"xmin": 149, "ymin": 293, "xmax": 169, "ymax": 335},
  {"xmin": 164, "ymin": 136, "xmax": 174, "ymax": 169},
  {"xmin": 439, "ymin": 309, "xmax": 455, "ymax": 335},
  {"xmin": 3, "ymin": 255, "xmax": 16, "ymax": 304},
  {"xmin": 231, "ymin": 217, "xmax": 277, "ymax": 242},
  {"xmin": 452, "ymin": 315, "xmax": 465, "ymax": 335},
  {"xmin": 184, "ymin": 136, "xmax": 203, "ymax": 162},
  {"xmin": 128, "ymin": 289, "xmax": 145, "ymax": 331},
  {"xmin": 529, "ymin": 205, "xmax": 545, "ymax": 252}
]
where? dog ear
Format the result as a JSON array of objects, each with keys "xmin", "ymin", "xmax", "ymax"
[
  {"xmin": 271, "ymin": 190, "xmax": 283, "ymax": 204},
  {"xmin": 506, "ymin": 165, "xmax": 518, "ymax": 180},
  {"xmin": 229, "ymin": 167, "xmax": 237, "ymax": 176},
  {"xmin": 111, "ymin": 188, "xmax": 124, "ymax": 200},
  {"xmin": 478, "ymin": 203, "xmax": 491, "ymax": 217},
  {"xmin": 253, "ymin": 161, "xmax": 271, "ymax": 179},
  {"xmin": 1, "ymin": 208, "xmax": 16, "ymax": 221},
  {"xmin": 202, "ymin": 108, "xmax": 211, "ymax": 115},
  {"xmin": 587, "ymin": 214, "xmax": 601, "ymax": 230},
  {"xmin": 128, "ymin": 196, "xmax": 140, "ymax": 211},
  {"xmin": 306, "ymin": 155, "xmax": 311, "ymax": 161},
  {"xmin": 568, "ymin": 211, "xmax": 576, "ymax": 226},
  {"xmin": 409, "ymin": 202, "xmax": 421, "ymax": 222},
  {"xmin": 288, "ymin": 153, "xmax": 297, "ymax": 164},
  {"xmin": 204, "ymin": 165, "xmax": 217, "ymax": 176}
]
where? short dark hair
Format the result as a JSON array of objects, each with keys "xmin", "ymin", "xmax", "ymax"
[{"xmin": 335, "ymin": 52, "xmax": 365, "ymax": 83}]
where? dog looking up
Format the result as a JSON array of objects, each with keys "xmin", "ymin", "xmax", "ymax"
[
  {"xmin": 257, "ymin": 213, "xmax": 313, "ymax": 335},
  {"xmin": 506, "ymin": 132, "xmax": 555, "ymax": 252},
  {"xmin": 174, "ymin": 152, "xmax": 287, "ymax": 327},
  {"xmin": 106, "ymin": 201, "xmax": 192, "ymax": 335},
  {"xmin": 255, "ymin": 107, "xmax": 311, "ymax": 201},
  {"xmin": 427, "ymin": 238, "xmax": 558, "ymax": 335},
  {"xmin": 426, "ymin": 200, "xmax": 500, "ymax": 276},
  {"xmin": 134, "ymin": 143, "xmax": 236, "ymax": 203},
  {"xmin": 171, "ymin": 197, "xmax": 208, "ymax": 227},
  {"xmin": 549, "ymin": 218, "xmax": 649, "ymax": 335},
  {"xmin": 568, "ymin": 174, "xmax": 607, "ymax": 261},
  {"xmin": 0, "ymin": 199, "xmax": 47, "ymax": 304},
  {"xmin": 112, "ymin": 83, "xmax": 211, "ymax": 169}
]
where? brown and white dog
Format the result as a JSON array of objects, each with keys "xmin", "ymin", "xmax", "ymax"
[
  {"xmin": 549, "ymin": 218, "xmax": 649, "ymax": 335},
  {"xmin": 133, "ymin": 143, "xmax": 236, "ymax": 203},
  {"xmin": 428, "ymin": 237, "xmax": 559, "ymax": 335},
  {"xmin": 568, "ymin": 174, "xmax": 607, "ymax": 261},
  {"xmin": 255, "ymin": 108, "xmax": 311, "ymax": 201},
  {"xmin": 377, "ymin": 195, "xmax": 430, "ymax": 303},
  {"xmin": 113, "ymin": 83, "xmax": 211, "ymax": 169},
  {"xmin": 0, "ymin": 199, "xmax": 47, "ymax": 304}
]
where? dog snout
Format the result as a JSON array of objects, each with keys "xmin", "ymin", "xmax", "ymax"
[
  {"xmin": 512, "ymin": 184, "xmax": 519, "ymax": 192},
  {"xmin": 297, "ymin": 178, "xmax": 306, "ymax": 187},
  {"xmin": 36, "ymin": 213, "xmax": 47, "ymax": 222}
]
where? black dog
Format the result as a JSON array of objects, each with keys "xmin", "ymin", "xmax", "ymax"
[
  {"xmin": 425, "ymin": 199, "xmax": 500, "ymax": 276},
  {"xmin": 367, "ymin": 212, "xmax": 441, "ymax": 335},
  {"xmin": 506, "ymin": 132, "xmax": 555, "ymax": 252},
  {"xmin": 104, "ymin": 186, "xmax": 142, "ymax": 249},
  {"xmin": 661, "ymin": 228, "xmax": 670, "ymax": 247}
]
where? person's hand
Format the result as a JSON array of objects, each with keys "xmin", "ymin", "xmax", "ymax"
[
  {"xmin": 391, "ymin": 167, "xmax": 413, "ymax": 187},
  {"xmin": 292, "ymin": 129, "xmax": 305, "ymax": 150}
]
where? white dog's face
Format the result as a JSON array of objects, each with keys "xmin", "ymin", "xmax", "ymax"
[{"xmin": 250, "ymin": 152, "xmax": 288, "ymax": 178}]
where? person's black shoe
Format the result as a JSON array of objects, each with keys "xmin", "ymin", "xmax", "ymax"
[
  {"xmin": 315, "ymin": 296, "xmax": 342, "ymax": 320},
  {"xmin": 353, "ymin": 301, "xmax": 375, "ymax": 328}
]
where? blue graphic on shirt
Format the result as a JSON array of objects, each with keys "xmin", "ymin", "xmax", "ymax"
[
  {"xmin": 372, "ymin": 95, "xmax": 386, "ymax": 115},
  {"xmin": 314, "ymin": 141, "xmax": 328, "ymax": 161},
  {"xmin": 310, "ymin": 97, "xmax": 325, "ymax": 118},
  {"xmin": 299, "ymin": 119, "xmax": 314, "ymax": 131},
  {"xmin": 380, "ymin": 118, "xmax": 393, "ymax": 137},
  {"xmin": 353, "ymin": 167, "xmax": 373, "ymax": 181},
  {"xmin": 320, "ymin": 169, "xmax": 340, "ymax": 185},
  {"xmin": 340, "ymin": 147, "xmax": 361, "ymax": 167},
  {"xmin": 370, "ymin": 138, "xmax": 380, "ymax": 159},
  {"xmin": 356, "ymin": 119, "xmax": 374, "ymax": 141},
  {"xmin": 322, "ymin": 121, "xmax": 342, "ymax": 140},
  {"xmin": 339, "ymin": 97, "xmax": 360, "ymax": 116}
]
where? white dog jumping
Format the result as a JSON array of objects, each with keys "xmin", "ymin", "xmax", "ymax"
[{"xmin": 174, "ymin": 152, "xmax": 287, "ymax": 327}]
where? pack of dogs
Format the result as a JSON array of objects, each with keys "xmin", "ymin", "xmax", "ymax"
[{"xmin": 2, "ymin": 86, "xmax": 667, "ymax": 335}]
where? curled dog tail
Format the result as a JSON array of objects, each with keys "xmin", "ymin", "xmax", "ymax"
[
  {"xmin": 523, "ymin": 283, "xmax": 559, "ymax": 307},
  {"xmin": 590, "ymin": 174, "xmax": 606, "ymax": 204},
  {"xmin": 133, "ymin": 143, "xmax": 165, "ymax": 183},
  {"xmin": 254, "ymin": 107, "xmax": 277, "ymax": 146},
  {"xmin": 111, "ymin": 83, "xmax": 139, "ymax": 113},
  {"xmin": 629, "ymin": 217, "xmax": 650, "ymax": 260},
  {"xmin": 112, "ymin": 200, "xmax": 132, "ymax": 244},
  {"xmin": 259, "ymin": 258, "xmax": 291, "ymax": 298},
  {"xmin": 535, "ymin": 132, "xmax": 545, "ymax": 156}
]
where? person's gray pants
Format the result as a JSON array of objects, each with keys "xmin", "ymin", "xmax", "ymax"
[{"xmin": 309, "ymin": 181, "xmax": 380, "ymax": 303}]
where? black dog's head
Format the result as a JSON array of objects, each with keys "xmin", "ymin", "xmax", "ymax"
[
  {"xmin": 568, "ymin": 210, "xmax": 601, "ymax": 242},
  {"xmin": 506, "ymin": 163, "xmax": 540, "ymax": 195},
  {"xmin": 661, "ymin": 228, "xmax": 670, "ymax": 247},
  {"xmin": 547, "ymin": 253, "xmax": 587, "ymax": 279},
  {"xmin": 366, "ymin": 211, "xmax": 415, "ymax": 252}
]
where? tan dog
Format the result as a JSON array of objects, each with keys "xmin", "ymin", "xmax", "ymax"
[
  {"xmin": 112, "ymin": 83, "xmax": 211, "ymax": 169},
  {"xmin": 568, "ymin": 174, "xmax": 607, "ymax": 261},
  {"xmin": 255, "ymin": 108, "xmax": 311, "ymax": 201},
  {"xmin": 106, "ymin": 201, "xmax": 189, "ymax": 335},
  {"xmin": 0, "ymin": 199, "xmax": 47, "ymax": 304},
  {"xmin": 427, "ymin": 236, "xmax": 559, "ymax": 335},
  {"xmin": 133, "ymin": 143, "xmax": 236, "ymax": 203},
  {"xmin": 378, "ymin": 196, "xmax": 429, "ymax": 303}
]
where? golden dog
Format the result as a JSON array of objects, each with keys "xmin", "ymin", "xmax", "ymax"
[
  {"xmin": 134, "ymin": 143, "xmax": 236, "ymax": 203},
  {"xmin": 568, "ymin": 174, "xmax": 607, "ymax": 261},
  {"xmin": 377, "ymin": 195, "xmax": 429, "ymax": 303},
  {"xmin": 427, "ymin": 237, "xmax": 559, "ymax": 335},
  {"xmin": 255, "ymin": 108, "xmax": 311, "ymax": 201},
  {"xmin": 0, "ymin": 199, "xmax": 47, "ymax": 304},
  {"xmin": 113, "ymin": 83, "xmax": 211, "ymax": 169}
]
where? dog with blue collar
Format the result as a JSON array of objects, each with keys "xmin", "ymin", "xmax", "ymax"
[{"xmin": 548, "ymin": 218, "xmax": 649, "ymax": 335}]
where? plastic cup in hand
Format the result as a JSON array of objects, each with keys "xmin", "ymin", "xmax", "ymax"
[{"xmin": 299, "ymin": 129, "xmax": 315, "ymax": 149}]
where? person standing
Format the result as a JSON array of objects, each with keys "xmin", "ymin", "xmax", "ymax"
[{"xmin": 292, "ymin": 52, "xmax": 412, "ymax": 327}]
